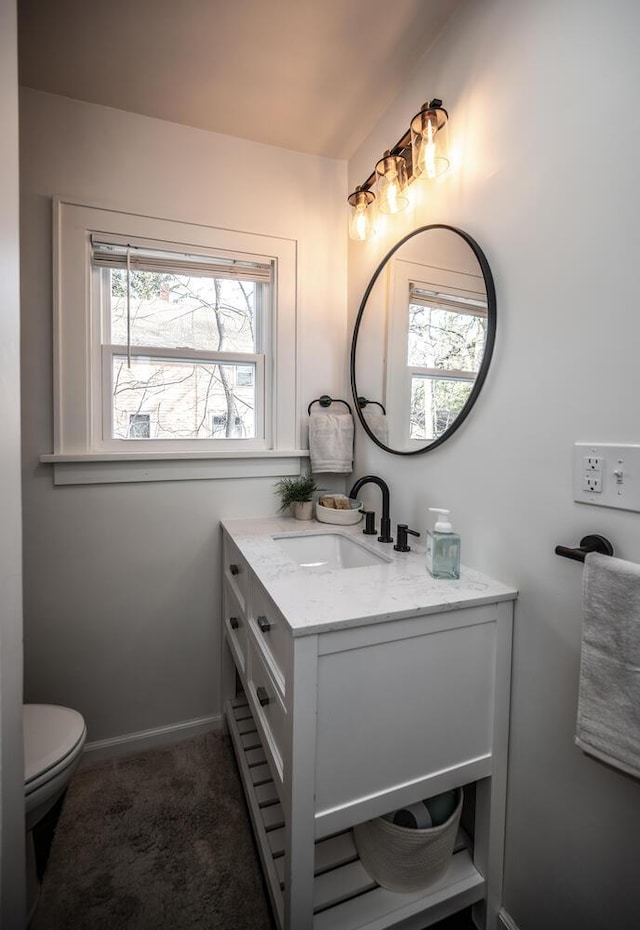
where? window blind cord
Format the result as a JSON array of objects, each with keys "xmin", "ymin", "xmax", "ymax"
[{"xmin": 126, "ymin": 247, "xmax": 131, "ymax": 369}]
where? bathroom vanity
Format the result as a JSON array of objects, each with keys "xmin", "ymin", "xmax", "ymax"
[{"xmin": 221, "ymin": 516, "xmax": 517, "ymax": 930}]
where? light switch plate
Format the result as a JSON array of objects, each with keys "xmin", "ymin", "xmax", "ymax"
[{"xmin": 573, "ymin": 442, "xmax": 640, "ymax": 512}]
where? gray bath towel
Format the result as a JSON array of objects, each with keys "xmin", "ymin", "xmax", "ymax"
[{"xmin": 576, "ymin": 552, "xmax": 640, "ymax": 779}]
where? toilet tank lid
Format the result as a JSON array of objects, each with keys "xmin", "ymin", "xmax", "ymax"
[{"xmin": 24, "ymin": 704, "xmax": 86, "ymax": 783}]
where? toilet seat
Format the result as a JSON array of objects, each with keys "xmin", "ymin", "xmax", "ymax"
[{"xmin": 24, "ymin": 704, "xmax": 86, "ymax": 796}]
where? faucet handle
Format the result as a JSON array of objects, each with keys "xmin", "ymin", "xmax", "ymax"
[
  {"xmin": 362, "ymin": 511, "xmax": 377, "ymax": 535},
  {"xmin": 394, "ymin": 524, "xmax": 420, "ymax": 552}
]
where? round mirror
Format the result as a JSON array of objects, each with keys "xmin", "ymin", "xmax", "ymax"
[{"xmin": 350, "ymin": 225, "xmax": 496, "ymax": 455}]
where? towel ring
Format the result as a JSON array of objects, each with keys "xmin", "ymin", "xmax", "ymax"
[
  {"xmin": 555, "ymin": 534, "xmax": 614, "ymax": 562},
  {"xmin": 357, "ymin": 396, "xmax": 387, "ymax": 415},
  {"xmin": 307, "ymin": 394, "xmax": 353, "ymax": 416}
]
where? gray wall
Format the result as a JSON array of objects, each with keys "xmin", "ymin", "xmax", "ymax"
[
  {"xmin": 1, "ymin": 0, "xmax": 25, "ymax": 923},
  {"xmin": 348, "ymin": 1, "xmax": 640, "ymax": 927},
  {"xmin": 19, "ymin": 90, "xmax": 346, "ymax": 747}
]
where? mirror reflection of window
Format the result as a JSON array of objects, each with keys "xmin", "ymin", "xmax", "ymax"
[
  {"xmin": 384, "ymin": 252, "xmax": 487, "ymax": 450},
  {"xmin": 407, "ymin": 287, "xmax": 487, "ymax": 441}
]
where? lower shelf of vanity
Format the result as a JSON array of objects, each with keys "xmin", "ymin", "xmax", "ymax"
[{"xmin": 226, "ymin": 696, "xmax": 486, "ymax": 930}]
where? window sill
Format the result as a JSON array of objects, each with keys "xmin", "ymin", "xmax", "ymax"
[{"xmin": 40, "ymin": 450, "xmax": 310, "ymax": 486}]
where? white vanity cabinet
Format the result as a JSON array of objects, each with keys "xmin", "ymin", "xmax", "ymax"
[{"xmin": 221, "ymin": 517, "xmax": 517, "ymax": 930}]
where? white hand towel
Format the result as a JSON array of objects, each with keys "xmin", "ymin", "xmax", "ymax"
[
  {"xmin": 308, "ymin": 412, "xmax": 354, "ymax": 474},
  {"xmin": 576, "ymin": 552, "xmax": 640, "ymax": 779},
  {"xmin": 362, "ymin": 408, "xmax": 389, "ymax": 446}
]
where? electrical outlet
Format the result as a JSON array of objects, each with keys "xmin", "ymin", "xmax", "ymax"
[
  {"xmin": 583, "ymin": 473, "xmax": 602, "ymax": 493},
  {"xmin": 574, "ymin": 442, "xmax": 640, "ymax": 512}
]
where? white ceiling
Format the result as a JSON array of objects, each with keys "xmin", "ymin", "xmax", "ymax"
[{"xmin": 18, "ymin": 0, "xmax": 459, "ymax": 159}]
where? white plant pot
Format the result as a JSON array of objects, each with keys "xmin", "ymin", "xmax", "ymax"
[{"xmin": 291, "ymin": 501, "xmax": 314, "ymax": 521}]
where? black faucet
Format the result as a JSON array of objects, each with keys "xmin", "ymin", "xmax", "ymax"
[{"xmin": 349, "ymin": 475, "xmax": 393, "ymax": 543}]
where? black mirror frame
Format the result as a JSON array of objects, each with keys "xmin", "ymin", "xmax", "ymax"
[{"xmin": 350, "ymin": 224, "xmax": 497, "ymax": 456}]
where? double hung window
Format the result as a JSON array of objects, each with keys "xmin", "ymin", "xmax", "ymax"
[
  {"xmin": 49, "ymin": 201, "xmax": 298, "ymax": 482},
  {"xmin": 92, "ymin": 237, "xmax": 269, "ymax": 448}
]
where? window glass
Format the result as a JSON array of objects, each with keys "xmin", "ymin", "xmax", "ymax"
[
  {"xmin": 408, "ymin": 304, "xmax": 486, "ymax": 371},
  {"xmin": 110, "ymin": 270, "xmax": 256, "ymax": 353},
  {"xmin": 102, "ymin": 255, "xmax": 265, "ymax": 443},
  {"xmin": 406, "ymin": 290, "xmax": 486, "ymax": 441},
  {"xmin": 410, "ymin": 375, "xmax": 474, "ymax": 441},
  {"xmin": 235, "ymin": 365, "xmax": 254, "ymax": 387},
  {"xmin": 111, "ymin": 356, "xmax": 257, "ymax": 440},
  {"xmin": 128, "ymin": 413, "xmax": 151, "ymax": 438}
]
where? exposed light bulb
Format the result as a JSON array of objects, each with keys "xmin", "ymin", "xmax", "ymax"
[
  {"xmin": 375, "ymin": 152, "xmax": 409, "ymax": 215},
  {"xmin": 353, "ymin": 205, "xmax": 368, "ymax": 239},
  {"xmin": 423, "ymin": 118, "xmax": 437, "ymax": 179},
  {"xmin": 386, "ymin": 178, "xmax": 399, "ymax": 214},
  {"xmin": 347, "ymin": 187, "xmax": 375, "ymax": 240}
]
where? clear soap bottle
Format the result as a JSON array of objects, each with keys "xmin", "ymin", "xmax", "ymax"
[{"xmin": 426, "ymin": 508, "xmax": 460, "ymax": 579}]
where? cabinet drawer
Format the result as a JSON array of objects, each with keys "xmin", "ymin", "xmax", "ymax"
[
  {"xmin": 223, "ymin": 536, "xmax": 248, "ymax": 611},
  {"xmin": 247, "ymin": 636, "xmax": 286, "ymax": 786},
  {"xmin": 223, "ymin": 585, "xmax": 247, "ymax": 676},
  {"xmin": 249, "ymin": 579, "xmax": 292, "ymax": 697}
]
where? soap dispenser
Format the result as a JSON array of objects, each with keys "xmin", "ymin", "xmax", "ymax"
[{"xmin": 426, "ymin": 508, "xmax": 460, "ymax": 579}]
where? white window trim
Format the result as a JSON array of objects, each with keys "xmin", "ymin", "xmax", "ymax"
[{"xmin": 45, "ymin": 199, "xmax": 307, "ymax": 484}]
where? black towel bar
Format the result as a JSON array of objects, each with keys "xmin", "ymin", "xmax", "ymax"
[
  {"xmin": 555, "ymin": 534, "xmax": 614, "ymax": 562},
  {"xmin": 307, "ymin": 394, "xmax": 353, "ymax": 415}
]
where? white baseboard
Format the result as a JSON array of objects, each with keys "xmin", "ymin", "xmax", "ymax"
[
  {"xmin": 498, "ymin": 908, "xmax": 521, "ymax": 930},
  {"xmin": 79, "ymin": 712, "xmax": 223, "ymax": 768}
]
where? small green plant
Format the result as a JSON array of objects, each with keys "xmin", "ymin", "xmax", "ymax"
[{"xmin": 275, "ymin": 473, "xmax": 318, "ymax": 512}]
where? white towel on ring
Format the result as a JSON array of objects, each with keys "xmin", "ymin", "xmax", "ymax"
[
  {"xmin": 576, "ymin": 551, "xmax": 640, "ymax": 779},
  {"xmin": 362, "ymin": 408, "xmax": 389, "ymax": 446},
  {"xmin": 308, "ymin": 412, "xmax": 354, "ymax": 474}
]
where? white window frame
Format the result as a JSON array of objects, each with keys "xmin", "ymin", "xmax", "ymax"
[{"xmin": 44, "ymin": 199, "xmax": 304, "ymax": 484}]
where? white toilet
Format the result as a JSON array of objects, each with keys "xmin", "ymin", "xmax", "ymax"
[{"xmin": 24, "ymin": 704, "xmax": 87, "ymax": 921}]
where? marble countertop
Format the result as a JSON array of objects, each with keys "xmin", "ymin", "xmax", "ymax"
[{"xmin": 221, "ymin": 515, "xmax": 518, "ymax": 637}]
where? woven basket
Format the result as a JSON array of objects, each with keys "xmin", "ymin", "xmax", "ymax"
[{"xmin": 353, "ymin": 788, "xmax": 463, "ymax": 893}]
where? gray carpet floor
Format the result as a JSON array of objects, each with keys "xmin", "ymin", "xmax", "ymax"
[
  {"xmin": 31, "ymin": 732, "xmax": 275, "ymax": 930},
  {"xmin": 31, "ymin": 731, "xmax": 476, "ymax": 930}
]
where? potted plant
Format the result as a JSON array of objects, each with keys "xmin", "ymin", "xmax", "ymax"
[{"xmin": 275, "ymin": 472, "xmax": 318, "ymax": 521}]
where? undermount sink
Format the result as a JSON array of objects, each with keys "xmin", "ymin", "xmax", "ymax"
[{"xmin": 274, "ymin": 532, "xmax": 390, "ymax": 570}]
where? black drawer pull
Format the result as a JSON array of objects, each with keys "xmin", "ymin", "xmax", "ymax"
[
  {"xmin": 229, "ymin": 616, "xmax": 239, "ymax": 630},
  {"xmin": 257, "ymin": 615, "xmax": 271, "ymax": 633},
  {"xmin": 256, "ymin": 686, "xmax": 270, "ymax": 707},
  {"xmin": 229, "ymin": 563, "xmax": 240, "ymax": 576}
]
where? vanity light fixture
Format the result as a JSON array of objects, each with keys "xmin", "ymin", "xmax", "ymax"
[{"xmin": 346, "ymin": 97, "xmax": 450, "ymax": 241}]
